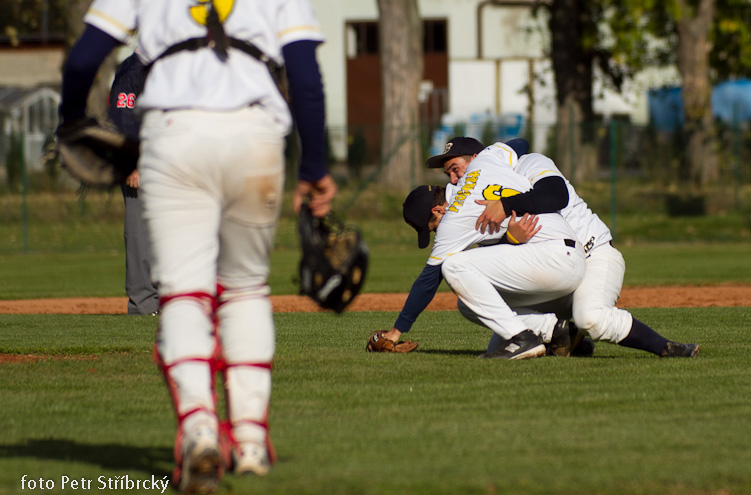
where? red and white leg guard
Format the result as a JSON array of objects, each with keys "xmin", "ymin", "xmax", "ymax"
[
  {"xmin": 154, "ymin": 292, "xmax": 222, "ymax": 483},
  {"xmin": 215, "ymin": 286, "xmax": 276, "ymax": 466}
]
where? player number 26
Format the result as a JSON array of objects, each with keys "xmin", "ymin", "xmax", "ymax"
[{"xmin": 116, "ymin": 92, "xmax": 136, "ymax": 109}]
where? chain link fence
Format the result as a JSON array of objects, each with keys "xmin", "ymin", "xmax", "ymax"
[{"xmin": 2, "ymin": 119, "xmax": 750, "ymax": 254}]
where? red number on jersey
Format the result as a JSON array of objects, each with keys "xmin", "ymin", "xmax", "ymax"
[{"xmin": 116, "ymin": 93, "xmax": 137, "ymax": 109}]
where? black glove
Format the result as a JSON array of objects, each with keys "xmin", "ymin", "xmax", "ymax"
[{"xmin": 298, "ymin": 204, "xmax": 369, "ymax": 314}]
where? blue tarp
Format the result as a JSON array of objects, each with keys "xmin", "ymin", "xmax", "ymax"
[
  {"xmin": 712, "ymin": 79, "xmax": 751, "ymax": 124},
  {"xmin": 430, "ymin": 112, "xmax": 524, "ymax": 156},
  {"xmin": 648, "ymin": 79, "xmax": 751, "ymax": 131}
]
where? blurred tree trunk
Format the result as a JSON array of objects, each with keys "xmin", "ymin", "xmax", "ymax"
[
  {"xmin": 676, "ymin": 0, "xmax": 717, "ymax": 187},
  {"xmin": 548, "ymin": 0, "xmax": 598, "ymax": 184},
  {"xmin": 63, "ymin": 0, "xmax": 118, "ymax": 120},
  {"xmin": 377, "ymin": 0, "xmax": 423, "ymax": 189}
]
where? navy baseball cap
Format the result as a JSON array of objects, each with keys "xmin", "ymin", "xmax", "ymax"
[
  {"xmin": 504, "ymin": 138, "xmax": 530, "ymax": 158},
  {"xmin": 426, "ymin": 137, "xmax": 530, "ymax": 169},
  {"xmin": 426, "ymin": 137, "xmax": 485, "ymax": 169},
  {"xmin": 403, "ymin": 185, "xmax": 440, "ymax": 249}
]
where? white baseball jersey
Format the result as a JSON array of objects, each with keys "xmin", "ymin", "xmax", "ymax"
[
  {"xmin": 84, "ymin": 0, "xmax": 325, "ymax": 133},
  {"xmin": 513, "ymin": 153, "xmax": 612, "ymax": 254},
  {"xmin": 429, "ymin": 143, "xmax": 578, "ymax": 266}
]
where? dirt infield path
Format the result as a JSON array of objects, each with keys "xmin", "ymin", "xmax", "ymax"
[{"xmin": 1, "ymin": 285, "xmax": 750, "ymax": 314}]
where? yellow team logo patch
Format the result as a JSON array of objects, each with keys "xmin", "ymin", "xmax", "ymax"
[
  {"xmin": 482, "ymin": 185, "xmax": 521, "ymax": 200},
  {"xmin": 189, "ymin": 0, "xmax": 234, "ymax": 26}
]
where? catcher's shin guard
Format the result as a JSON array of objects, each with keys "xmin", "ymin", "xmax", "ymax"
[
  {"xmin": 220, "ymin": 362, "xmax": 276, "ymax": 474},
  {"xmin": 155, "ymin": 292, "xmax": 223, "ymax": 488},
  {"xmin": 215, "ymin": 287, "xmax": 276, "ymax": 473}
]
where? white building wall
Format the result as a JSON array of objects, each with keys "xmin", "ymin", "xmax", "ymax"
[
  {"xmin": 309, "ymin": 0, "xmax": 665, "ymax": 154},
  {"xmin": 0, "ymin": 48, "xmax": 64, "ymax": 88}
]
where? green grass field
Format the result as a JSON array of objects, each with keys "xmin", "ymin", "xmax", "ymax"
[
  {"xmin": 1, "ymin": 193, "xmax": 751, "ymax": 494},
  {"xmin": 2, "ymin": 308, "xmax": 751, "ymax": 495}
]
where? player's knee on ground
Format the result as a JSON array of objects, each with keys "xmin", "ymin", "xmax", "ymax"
[{"xmin": 572, "ymin": 304, "xmax": 632, "ymax": 343}]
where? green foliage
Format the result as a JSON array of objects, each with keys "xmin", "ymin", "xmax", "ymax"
[
  {"xmin": 1, "ymin": 309, "xmax": 751, "ymax": 494},
  {"xmin": 0, "ymin": 0, "xmax": 68, "ymax": 40},
  {"xmin": 603, "ymin": 0, "xmax": 751, "ymax": 82},
  {"xmin": 711, "ymin": 0, "xmax": 751, "ymax": 80}
]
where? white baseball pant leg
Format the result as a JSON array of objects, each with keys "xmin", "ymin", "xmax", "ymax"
[
  {"xmin": 572, "ymin": 243, "xmax": 633, "ymax": 343},
  {"xmin": 140, "ymin": 106, "xmax": 284, "ymax": 444},
  {"xmin": 442, "ymin": 240, "xmax": 586, "ymax": 340}
]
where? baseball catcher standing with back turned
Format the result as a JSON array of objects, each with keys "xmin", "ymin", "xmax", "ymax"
[{"xmin": 58, "ymin": 1, "xmax": 336, "ymax": 494}]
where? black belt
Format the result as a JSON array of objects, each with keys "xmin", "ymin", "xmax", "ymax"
[{"xmin": 564, "ymin": 239, "xmax": 576, "ymax": 248}]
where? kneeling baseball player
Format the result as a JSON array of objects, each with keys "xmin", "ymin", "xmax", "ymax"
[
  {"xmin": 435, "ymin": 136, "xmax": 700, "ymax": 359},
  {"xmin": 368, "ymin": 142, "xmax": 587, "ymax": 359}
]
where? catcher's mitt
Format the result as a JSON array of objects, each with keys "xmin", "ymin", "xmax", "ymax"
[
  {"xmin": 55, "ymin": 118, "xmax": 139, "ymax": 189},
  {"xmin": 298, "ymin": 203, "xmax": 368, "ymax": 314},
  {"xmin": 366, "ymin": 330, "xmax": 418, "ymax": 353}
]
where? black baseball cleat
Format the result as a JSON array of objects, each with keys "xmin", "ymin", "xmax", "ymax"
[
  {"xmin": 547, "ymin": 319, "xmax": 571, "ymax": 357},
  {"xmin": 570, "ymin": 337, "xmax": 595, "ymax": 357},
  {"xmin": 567, "ymin": 321, "xmax": 595, "ymax": 357},
  {"xmin": 661, "ymin": 341, "xmax": 701, "ymax": 358},
  {"xmin": 479, "ymin": 330, "xmax": 546, "ymax": 360}
]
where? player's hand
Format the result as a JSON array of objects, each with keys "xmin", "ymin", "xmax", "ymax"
[
  {"xmin": 506, "ymin": 211, "xmax": 540, "ymax": 244},
  {"xmin": 125, "ymin": 169, "xmax": 140, "ymax": 189},
  {"xmin": 475, "ymin": 199, "xmax": 507, "ymax": 234},
  {"xmin": 293, "ymin": 173, "xmax": 337, "ymax": 218}
]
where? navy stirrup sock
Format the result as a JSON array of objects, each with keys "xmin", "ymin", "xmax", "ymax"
[{"xmin": 618, "ymin": 318, "xmax": 669, "ymax": 355}]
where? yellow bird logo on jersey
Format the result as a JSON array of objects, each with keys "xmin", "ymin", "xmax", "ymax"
[
  {"xmin": 189, "ymin": 0, "xmax": 234, "ymax": 26},
  {"xmin": 482, "ymin": 185, "xmax": 521, "ymax": 200}
]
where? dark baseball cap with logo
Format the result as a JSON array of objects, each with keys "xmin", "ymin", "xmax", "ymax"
[
  {"xmin": 426, "ymin": 137, "xmax": 530, "ymax": 169},
  {"xmin": 403, "ymin": 185, "xmax": 441, "ymax": 249},
  {"xmin": 426, "ymin": 137, "xmax": 485, "ymax": 169}
]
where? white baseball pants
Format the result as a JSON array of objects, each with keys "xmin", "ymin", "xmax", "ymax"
[
  {"xmin": 442, "ymin": 239, "xmax": 586, "ymax": 340},
  {"xmin": 140, "ymin": 106, "xmax": 284, "ymax": 445},
  {"xmin": 571, "ymin": 242, "xmax": 633, "ymax": 343}
]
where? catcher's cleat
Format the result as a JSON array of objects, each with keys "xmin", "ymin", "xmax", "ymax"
[
  {"xmin": 232, "ymin": 442, "xmax": 271, "ymax": 477},
  {"xmin": 661, "ymin": 341, "xmax": 701, "ymax": 358},
  {"xmin": 547, "ymin": 319, "xmax": 571, "ymax": 357},
  {"xmin": 479, "ymin": 330, "xmax": 546, "ymax": 360},
  {"xmin": 178, "ymin": 427, "xmax": 221, "ymax": 495}
]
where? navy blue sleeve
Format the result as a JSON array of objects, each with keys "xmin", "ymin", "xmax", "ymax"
[
  {"xmin": 394, "ymin": 264, "xmax": 444, "ymax": 333},
  {"xmin": 500, "ymin": 176, "xmax": 569, "ymax": 215},
  {"xmin": 108, "ymin": 53, "xmax": 147, "ymax": 140},
  {"xmin": 281, "ymin": 40, "xmax": 327, "ymax": 183},
  {"xmin": 59, "ymin": 25, "xmax": 121, "ymax": 123}
]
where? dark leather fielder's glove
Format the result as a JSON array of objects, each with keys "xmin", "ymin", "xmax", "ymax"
[
  {"xmin": 55, "ymin": 117, "xmax": 139, "ymax": 189},
  {"xmin": 366, "ymin": 330, "xmax": 419, "ymax": 353}
]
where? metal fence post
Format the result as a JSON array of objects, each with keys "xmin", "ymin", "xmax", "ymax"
[
  {"xmin": 733, "ymin": 104, "xmax": 741, "ymax": 210},
  {"xmin": 21, "ymin": 131, "xmax": 29, "ymax": 253},
  {"xmin": 609, "ymin": 119, "xmax": 617, "ymax": 241},
  {"xmin": 569, "ymin": 102, "xmax": 575, "ymax": 182}
]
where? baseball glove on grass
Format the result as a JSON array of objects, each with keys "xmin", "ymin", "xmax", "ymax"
[
  {"xmin": 366, "ymin": 330, "xmax": 419, "ymax": 353},
  {"xmin": 55, "ymin": 118, "xmax": 139, "ymax": 189}
]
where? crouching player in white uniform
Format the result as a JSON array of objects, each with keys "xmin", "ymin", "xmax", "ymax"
[
  {"xmin": 393, "ymin": 143, "xmax": 587, "ymax": 359},
  {"xmin": 58, "ymin": 1, "xmax": 336, "ymax": 493},
  {"xmin": 438, "ymin": 138, "xmax": 700, "ymax": 358}
]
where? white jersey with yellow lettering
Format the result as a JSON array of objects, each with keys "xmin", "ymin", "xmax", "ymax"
[
  {"xmin": 84, "ymin": 0, "xmax": 324, "ymax": 132},
  {"xmin": 428, "ymin": 143, "xmax": 586, "ymax": 341},
  {"xmin": 513, "ymin": 153, "xmax": 612, "ymax": 255},
  {"xmin": 429, "ymin": 143, "xmax": 578, "ymax": 266}
]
